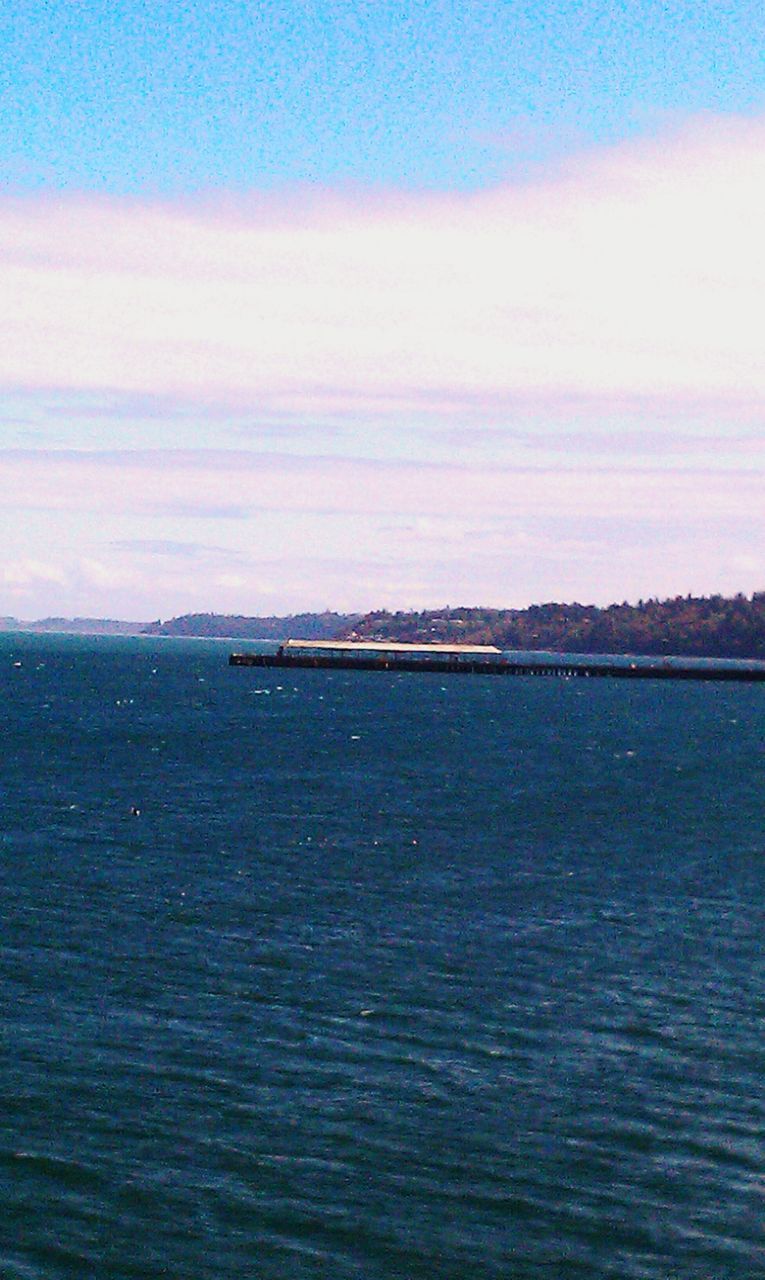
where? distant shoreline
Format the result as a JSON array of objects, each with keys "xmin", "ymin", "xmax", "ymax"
[
  {"xmin": 5, "ymin": 591, "xmax": 765, "ymax": 659},
  {"xmin": 0, "ymin": 618, "xmax": 148, "ymax": 636}
]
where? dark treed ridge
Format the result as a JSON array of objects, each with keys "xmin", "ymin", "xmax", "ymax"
[
  {"xmin": 346, "ymin": 592, "xmax": 765, "ymax": 659},
  {"xmin": 142, "ymin": 611, "xmax": 359, "ymax": 640}
]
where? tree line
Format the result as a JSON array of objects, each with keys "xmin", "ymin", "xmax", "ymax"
[{"xmin": 347, "ymin": 593, "xmax": 765, "ymax": 658}]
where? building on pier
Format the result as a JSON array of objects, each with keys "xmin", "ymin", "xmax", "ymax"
[{"xmin": 229, "ymin": 640, "xmax": 765, "ymax": 682}]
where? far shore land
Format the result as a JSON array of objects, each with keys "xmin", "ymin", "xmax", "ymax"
[{"xmin": 4, "ymin": 590, "xmax": 765, "ymax": 660}]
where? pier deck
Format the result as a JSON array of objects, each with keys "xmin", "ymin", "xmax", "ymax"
[{"xmin": 229, "ymin": 649, "xmax": 765, "ymax": 682}]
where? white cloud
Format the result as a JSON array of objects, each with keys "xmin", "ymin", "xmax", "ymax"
[
  {"xmin": 2, "ymin": 558, "xmax": 68, "ymax": 588},
  {"xmin": 0, "ymin": 448, "xmax": 762, "ymax": 525},
  {"xmin": 1, "ymin": 114, "xmax": 764, "ymax": 421},
  {"xmin": 3, "ymin": 114, "xmax": 765, "ymax": 616},
  {"xmin": 77, "ymin": 557, "xmax": 140, "ymax": 590}
]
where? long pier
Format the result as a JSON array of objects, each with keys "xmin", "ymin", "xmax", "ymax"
[{"xmin": 229, "ymin": 651, "xmax": 765, "ymax": 682}]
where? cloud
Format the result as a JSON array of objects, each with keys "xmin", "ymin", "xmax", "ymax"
[
  {"xmin": 77, "ymin": 557, "xmax": 141, "ymax": 590},
  {"xmin": 2, "ymin": 558, "xmax": 67, "ymax": 588},
  {"xmin": 2, "ymin": 113, "xmax": 765, "ymax": 423},
  {"xmin": 110, "ymin": 538, "xmax": 240, "ymax": 561},
  {"xmin": 1, "ymin": 447, "xmax": 763, "ymax": 525},
  {"xmin": 2, "ymin": 454, "xmax": 764, "ymax": 616},
  {"xmin": 3, "ymin": 114, "xmax": 765, "ymax": 616}
]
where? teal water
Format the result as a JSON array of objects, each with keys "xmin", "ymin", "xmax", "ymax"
[{"xmin": 2, "ymin": 633, "xmax": 764, "ymax": 1278}]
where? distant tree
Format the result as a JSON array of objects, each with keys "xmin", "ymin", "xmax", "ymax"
[{"xmin": 345, "ymin": 592, "xmax": 765, "ymax": 659}]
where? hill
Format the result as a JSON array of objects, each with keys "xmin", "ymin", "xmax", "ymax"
[
  {"xmin": 0, "ymin": 617, "xmax": 147, "ymax": 635},
  {"xmin": 346, "ymin": 593, "xmax": 765, "ymax": 659},
  {"xmin": 142, "ymin": 611, "xmax": 357, "ymax": 640}
]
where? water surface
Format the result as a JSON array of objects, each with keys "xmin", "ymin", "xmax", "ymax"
[{"xmin": 2, "ymin": 634, "xmax": 764, "ymax": 1278}]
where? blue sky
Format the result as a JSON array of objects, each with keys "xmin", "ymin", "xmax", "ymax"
[
  {"xmin": 1, "ymin": 2, "xmax": 765, "ymax": 619},
  {"xmin": 4, "ymin": 1, "xmax": 764, "ymax": 192}
]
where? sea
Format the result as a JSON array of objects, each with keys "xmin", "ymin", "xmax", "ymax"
[{"xmin": 2, "ymin": 632, "xmax": 764, "ymax": 1279}]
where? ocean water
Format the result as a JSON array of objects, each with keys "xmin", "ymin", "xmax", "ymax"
[{"xmin": 2, "ymin": 633, "xmax": 764, "ymax": 1279}]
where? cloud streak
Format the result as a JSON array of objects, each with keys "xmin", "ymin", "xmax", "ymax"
[
  {"xmin": 3, "ymin": 114, "xmax": 765, "ymax": 617},
  {"xmin": 2, "ymin": 448, "xmax": 763, "ymax": 523},
  {"xmin": 2, "ymin": 114, "xmax": 765, "ymax": 422},
  {"xmin": 3, "ymin": 445, "xmax": 764, "ymax": 616}
]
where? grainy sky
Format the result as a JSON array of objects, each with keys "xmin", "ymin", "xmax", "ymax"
[{"xmin": 2, "ymin": 1, "xmax": 764, "ymax": 619}]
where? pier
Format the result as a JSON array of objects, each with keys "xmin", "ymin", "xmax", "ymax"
[{"xmin": 229, "ymin": 640, "xmax": 765, "ymax": 682}]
